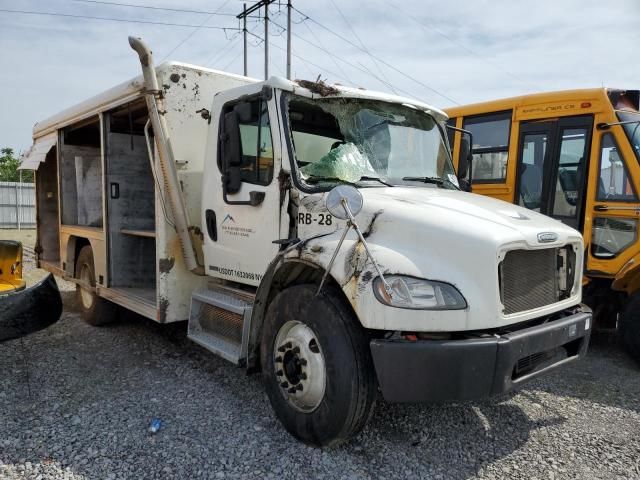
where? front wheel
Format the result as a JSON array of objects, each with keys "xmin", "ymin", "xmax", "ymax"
[
  {"xmin": 618, "ymin": 293, "xmax": 640, "ymax": 364},
  {"xmin": 261, "ymin": 284, "xmax": 377, "ymax": 447}
]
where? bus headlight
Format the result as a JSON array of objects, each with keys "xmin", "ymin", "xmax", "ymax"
[{"xmin": 373, "ymin": 275, "xmax": 467, "ymax": 310}]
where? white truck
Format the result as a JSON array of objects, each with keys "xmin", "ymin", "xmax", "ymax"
[{"xmin": 21, "ymin": 37, "xmax": 591, "ymax": 446}]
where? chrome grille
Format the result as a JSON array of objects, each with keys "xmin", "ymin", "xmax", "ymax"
[{"xmin": 500, "ymin": 249, "xmax": 559, "ymax": 315}]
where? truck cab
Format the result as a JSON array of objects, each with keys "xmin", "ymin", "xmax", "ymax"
[{"xmin": 22, "ymin": 37, "xmax": 591, "ymax": 446}]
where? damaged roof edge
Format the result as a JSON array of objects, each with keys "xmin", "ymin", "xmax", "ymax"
[
  {"xmin": 32, "ymin": 61, "xmax": 260, "ymax": 139},
  {"xmin": 268, "ymin": 76, "xmax": 448, "ymax": 122}
]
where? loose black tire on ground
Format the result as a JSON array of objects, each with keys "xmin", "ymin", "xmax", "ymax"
[
  {"xmin": 75, "ymin": 245, "xmax": 119, "ymax": 326},
  {"xmin": 260, "ymin": 284, "xmax": 377, "ymax": 447},
  {"xmin": 618, "ymin": 293, "xmax": 640, "ymax": 365}
]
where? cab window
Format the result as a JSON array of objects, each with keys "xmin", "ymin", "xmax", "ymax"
[
  {"xmin": 220, "ymin": 99, "xmax": 274, "ymax": 186},
  {"xmin": 462, "ymin": 111, "xmax": 511, "ymax": 182},
  {"xmin": 597, "ymin": 133, "xmax": 637, "ymax": 202}
]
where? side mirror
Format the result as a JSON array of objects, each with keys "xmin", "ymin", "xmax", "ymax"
[
  {"xmin": 221, "ymin": 109, "xmax": 242, "ymax": 194},
  {"xmin": 457, "ymin": 137, "xmax": 471, "ymax": 180},
  {"xmin": 456, "ymin": 132, "xmax": 474, "ymax": 193}
]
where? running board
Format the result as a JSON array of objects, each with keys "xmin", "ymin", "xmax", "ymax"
[{"xmin": 188, "ymin": 286, "xmax": 253, "ymax": 365}]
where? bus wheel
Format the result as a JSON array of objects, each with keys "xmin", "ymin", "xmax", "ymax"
[
  {"xmin": 618, "ymin": 293, "xmax": 640, "ymax": 364},
  {"xmin": 261, "ymin": 284, "xmax": 377, "ymax": 447},
  {"xmin": 75, "ymin": 246, "xmax": 118, "ymax": 326}
]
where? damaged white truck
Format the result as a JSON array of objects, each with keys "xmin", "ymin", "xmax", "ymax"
[{"xmin": 21, "ymin": 37, "xmax": 591, "ymax": 446}]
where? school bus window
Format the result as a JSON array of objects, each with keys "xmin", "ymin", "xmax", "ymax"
[
  {"xmin": 591, "ymin": 217, "xmax": 637, "ymax": 259},
  {"xmin": 597, "ymin": 133, "xmax": 637, "ymax": 202},
  {"xmin": 462, "ymin": 111, "xmax": 511, "ymax": 182},
  {"xmin": 617, "ymin": 111, "xmax": 640, "ymax": 162}
]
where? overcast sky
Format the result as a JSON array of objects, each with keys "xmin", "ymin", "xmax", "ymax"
[{"xmin": 1, "ymin": 0, "xmax": 639, "ymax": 152}]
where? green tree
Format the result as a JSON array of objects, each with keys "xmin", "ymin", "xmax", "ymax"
[{"xmin": 0, "ymin": 148, "xmax": 33, "ymax": 182}]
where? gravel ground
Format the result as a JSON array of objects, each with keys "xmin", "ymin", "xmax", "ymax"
[{"xmin": 1, "ymin": 259, "xmax": 639, "ymax": 479}]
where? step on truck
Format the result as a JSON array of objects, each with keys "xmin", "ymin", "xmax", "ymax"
[
  {"xmin": 20, "ymin": 37, "xmax": 591, "ymax": 446},
  {"xmin": 446, "ymin": 89, "xmax": 640, "ymax": 363}
]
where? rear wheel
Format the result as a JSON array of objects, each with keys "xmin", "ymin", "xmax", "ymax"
[
  {"xmin": 75, "ymin": 245, "xmax": 119, "ymax": 326},
  {"xmin": 618, "ymin": 293, "xmax": 640, "ymax": 364},
  {"xmin": 261, "ymin": 284, "xmax": 377, "ymax": 447}
]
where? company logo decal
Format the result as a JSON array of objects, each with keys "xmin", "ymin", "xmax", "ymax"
[
  {"xmin": 537, "ymin": 232, "xmax": 558, "ymax": 243},
  {"xmin": 221, "ymin": 213, "xmax": 255, "ymax": 238}
]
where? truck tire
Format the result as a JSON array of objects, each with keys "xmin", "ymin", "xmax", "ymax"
[
  {"xmin": 618, "ymin": 293, "xmax": 640, "ymax": 364},
  {"xmin": 75, "ymin": 245, "xmax": 118, "ymax": 326},
  {"xmin": 260, "ymin": 284, "xmax": 377, "ymax": 447}
]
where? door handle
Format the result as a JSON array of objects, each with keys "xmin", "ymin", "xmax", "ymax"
[
  {"xmin": 205, "ymin": 209, "xmax": 217, "ymax": 241},
  {"xmin": 594, "ymin": 205, "xmax": 609, "ymax": 212}
]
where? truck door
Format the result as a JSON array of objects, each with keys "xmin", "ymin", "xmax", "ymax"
[
  {"xmin": 202, "ymin": 84, "xmax": 282, "ymax": 287},
  {"xmin": 515, "ymin": 115, "xmax": 593, "ymax": 230}
]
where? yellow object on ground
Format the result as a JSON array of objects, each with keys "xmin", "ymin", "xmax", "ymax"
[{"xmin": 0, "ymin": 240, "xmax": 26, "ymax": 293}]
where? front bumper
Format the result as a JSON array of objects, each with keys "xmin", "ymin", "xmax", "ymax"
[
  {"xmin": 370, "ymin": 306, "xmax": 591, "ymax": 403},
  {"xmin": 0, "ymin": 273, "xmax": 62, "ymax": 342}
]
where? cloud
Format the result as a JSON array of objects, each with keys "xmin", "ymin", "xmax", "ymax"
[{"xmin": 1, "ymin": 0, "xmax": 639, "ymax": 151}]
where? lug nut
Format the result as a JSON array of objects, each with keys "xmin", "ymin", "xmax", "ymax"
[
  {"xmin": 296, "ymin": 384, "xmax": 303, "ymax": 391},
  {"xmin": 275, "ymin": 356, "xmax": 283, "ymax": 363},
  {"xmin": 299, "ymin": 358, "xmax": 307, "ymax": 366},
  {"xmin": 300, "ymin": 373, "xmax": 307, "ymax": 380},
  {"xmin": 292, "ymin": 346, "xmax": 300, "ymax": 354},
  {"xmin": 277, "ymin": 346, "xmax": 286, "ymax": 353},
  {"xmin": 288, "ymin": 387, "xmax": 296, "ymax": 394},
  {"xmin": 276, "ymin": 370, "xmax": 283, "ymax": 376},
  {"xmin": 280, "ymin": 381, "xmax": 289, "ymax": 388}
]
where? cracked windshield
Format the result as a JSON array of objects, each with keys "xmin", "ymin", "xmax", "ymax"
[{"xmin": 287, "ymin": 95, "xmax": 458, "ymax": 189}]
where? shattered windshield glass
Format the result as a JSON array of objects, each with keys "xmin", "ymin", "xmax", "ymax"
[{"xmin": 286, "ymin": 95, "xmax": 458, "ymax": 189}]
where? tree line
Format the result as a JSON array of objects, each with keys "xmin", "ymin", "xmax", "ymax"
[{"xmin": 0, "ymin": 148, "xmax": 33, "ymax": 182}]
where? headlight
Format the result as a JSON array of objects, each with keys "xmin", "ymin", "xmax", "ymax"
[{"xmin": 373, "ymin": 275, "xmax": 467, "ymax": 310}]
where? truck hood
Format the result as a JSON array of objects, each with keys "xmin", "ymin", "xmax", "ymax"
[
  {"xmin": 295, "ymin": 186, "xmax": 583, "ymax": 332},
  {"xmin": 355, "ymin": 186, "xmax": 580, "ymax": 249}
]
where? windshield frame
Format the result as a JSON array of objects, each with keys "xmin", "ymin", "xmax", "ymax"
[
  {"xmin": 280, "ymin": 91, "xmax": 460, "ymax": 194},
  {"xmin": 616, "ymin": 110, "xmax": 640, "ymax": 165}
]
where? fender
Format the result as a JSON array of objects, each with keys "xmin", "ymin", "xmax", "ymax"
[{"xmin": 612, "ymin": 253, "xmax": 640, "ymax": 294}]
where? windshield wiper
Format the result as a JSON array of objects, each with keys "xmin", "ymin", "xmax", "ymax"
[
  {"xmin": 402, "ymin": 176, "xmax": 444, "ymax": 185},
  {"xmin": 358, "ymin": 176, "xmax": 394, "ymax": 187},
  {"xmin": 305, "ymin": 175, "xmax": 357, "ymax": 186}
]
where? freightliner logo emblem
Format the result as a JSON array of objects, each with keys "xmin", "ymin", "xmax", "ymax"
[{"xmin": 537, "ymin": 232, "xmax": 558, "ymax": 243}]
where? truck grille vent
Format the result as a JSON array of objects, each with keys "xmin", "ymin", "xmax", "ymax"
[
  {"xmin": 198, "ymin": 304, "xmax": 244, "ymax": 344},
  {"xmin": 499, "ymin": 248, "xmax": 559, "ymax": 315}
]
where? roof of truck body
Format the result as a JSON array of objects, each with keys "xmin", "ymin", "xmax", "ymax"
[
  {"xmin": 32, "ymin": 63, "xmax": 447, "ymax": 139},
  {"xmin": 32, "ymin": 62, "xmax": 257, "ymax": 138}
]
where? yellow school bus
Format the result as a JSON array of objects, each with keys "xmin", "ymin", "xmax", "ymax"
[{"xmin": 446, "ymin": 89, "xmax": 640, "ymax": 361}]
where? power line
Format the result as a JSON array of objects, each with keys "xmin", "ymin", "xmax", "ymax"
[
  {"xmin": 386, "ymin": 0, "xmax": 540, "ymax": 90},
  {"xmin": 292, "ymin": 6, "xmax": 459, "ymax": 105},
  {"xmin": 70, "ymin": 0, "xmax": 239, "ymax": 16},
  {"xmin": 161, "ymin": 0, "xmax": 235, "ymax": 61},
  {"xmin": 327, "ymin": 0, "xmax": 396, "ymax": 94},
  {"xmin": 269, "ymin": 17, "xmax": 419, "ymax": 99},
  {"xmin": 0, "ymin": 8, "xmax": 239, "ymax": 31}
]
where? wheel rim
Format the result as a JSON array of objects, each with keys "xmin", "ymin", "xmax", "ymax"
[
  {"xmin": 273, "ymin": 320, "xmax": 326, "ymax": 413},
  {"xmin": 79, "ymin": 263, "xmax": 94, "ymax": 310}
]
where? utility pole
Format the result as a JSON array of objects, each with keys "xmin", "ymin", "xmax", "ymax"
[
  {"xmin": 243, "ymin": 3, "xmax": 248, "ymax": 76},
  {"xmin": 264, "ymin": 2, "xmax": 269, "ymax": 80},
  {"xmin": 286, "ymin": 0, "xmax": 292, "ymax": 79},
  {"xmin": 236, "ymin": 0, "xmax": 277, "ymax": 80}
]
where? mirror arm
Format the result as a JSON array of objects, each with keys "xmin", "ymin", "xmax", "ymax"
[
  {"xmin": 317, "ymin": 197, "xmax": 393, "ymax": 297},
  {"xmin": 341, "ymin": 198, "xmax": 393, "ymax": 298}
]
